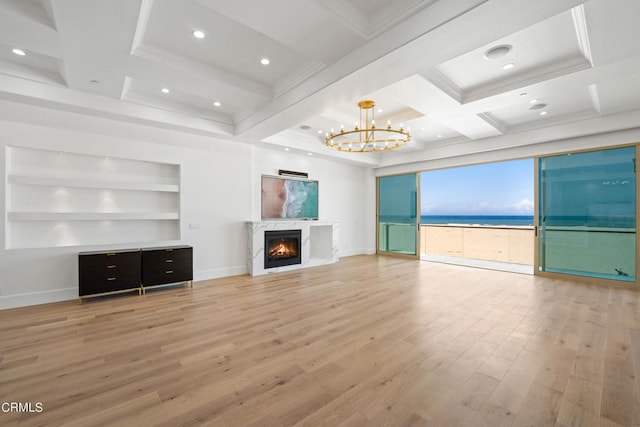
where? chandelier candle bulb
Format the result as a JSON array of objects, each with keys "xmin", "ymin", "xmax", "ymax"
[{"xmin": 324, "ymin": 100, "xmax": 411, "ymax": 152}]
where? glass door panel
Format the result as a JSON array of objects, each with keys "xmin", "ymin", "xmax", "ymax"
[
  {"xmin": 538, "ymin": 146, "xmax": 636, "ymax": 282},
  {"xmin": 378, "ymin": 173, "xmax": 418, "ymax": 256}
]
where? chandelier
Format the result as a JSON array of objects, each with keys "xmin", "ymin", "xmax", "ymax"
[{"xmin": 325, "ymin": 100, "xmax": 411, "ymax": 152}]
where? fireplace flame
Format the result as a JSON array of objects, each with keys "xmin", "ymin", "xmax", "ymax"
[{"xmin": 268, "ymin": 239, "xmax": 297, "ymax": 259}]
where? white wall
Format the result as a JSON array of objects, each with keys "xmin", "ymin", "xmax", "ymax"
[{"xmin": 0, "ymin": 101, "xmax": 374, "ymax": 309}]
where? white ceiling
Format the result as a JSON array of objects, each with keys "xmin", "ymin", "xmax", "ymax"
[{"xmin": 1, "ymin": 0, "xmax": 639, "ymax": 168}]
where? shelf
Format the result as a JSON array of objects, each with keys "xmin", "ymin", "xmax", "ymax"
[
  {"xmin": 7, "ymin": 212, "xmax": 179, "ymax": 221},
  {"xmin": 8, "ymin": 175, "xmax": 179, "ymax": 192},
  {"xmin": 6, "ymin": 146, "xmax": 182, "ymax": 248}
]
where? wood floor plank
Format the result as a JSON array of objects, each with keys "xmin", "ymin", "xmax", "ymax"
[{"xmin": 1, "ymin": 254, "xmax": 640, "ymax": 426}]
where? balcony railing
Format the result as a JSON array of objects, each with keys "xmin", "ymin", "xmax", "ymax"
[{"xmin": 420, "ymin": 224, "xmax": 534, "ymax": 265}]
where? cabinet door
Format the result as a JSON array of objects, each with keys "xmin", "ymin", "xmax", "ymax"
[
  {"xmin": 79, "ymin": 251, "xmax": 141, "ymax": 296},
  {"xmin": 142, "ymin": 247, "xmax": 192, "ymax": 287}
]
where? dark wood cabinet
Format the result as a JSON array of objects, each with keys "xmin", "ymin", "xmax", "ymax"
[
  {"xmin": 78, "ymin": 246, "xmax": 192, "ymax": 300},
  {"xmin": 141, "ymin": 245, "xmax": 193, "ymax": 291},
  {"xmin": 78, "ymin": 249, "xmax": 141, "ymax": 299}
]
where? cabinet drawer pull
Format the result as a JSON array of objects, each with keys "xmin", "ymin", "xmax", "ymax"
[
  {"xmin": 165, "ymin": 249, "xmax": 173, "ymax": 252},
  {"xmin": 107, "ymin": 277, "xmax": 117, "ymax": 281},
  {"xmin": 165, "ymin": 270, "xmax": 174, "ymax": 274},
  {"xmin": 106, "ymin": 253, "xmax": 116, "ymax": 256},
  {"xmin": 165, "ymin": 259, "xmax": 173, "ymax": 263},
  {"xmin": 107, "ymin": 265, "xmax": 116, "ymax": 269}
]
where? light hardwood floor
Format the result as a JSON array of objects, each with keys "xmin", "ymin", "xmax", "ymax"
[{"xmin": 1, "ymin": 255, "xmax": 640, "ymax": 426}]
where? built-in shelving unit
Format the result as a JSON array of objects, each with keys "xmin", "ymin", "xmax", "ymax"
[
  {"xmin": 7, "ymin": 175, "xmax": 180, "ymax": 192},
  {"xmin": 5, "ymin": 146, "xmax": 181, "ymax": 249}
]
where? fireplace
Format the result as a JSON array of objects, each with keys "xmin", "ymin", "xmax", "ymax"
[{"xmin": 264, "ymin": 229, "xmax": 302, "ymax": 269}]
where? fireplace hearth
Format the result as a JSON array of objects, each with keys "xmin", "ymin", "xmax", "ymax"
[{"xmin": 264, "ymin": 229, "xmax": 302, "ymax": 269}]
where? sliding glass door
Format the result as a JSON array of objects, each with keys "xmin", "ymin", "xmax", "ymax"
[
  {"xmin": 377, "ymin": 173, "xmax": 419, "ymax": 256},
  {"xmin": 537, "ymin": 145, "xmax": 637, "ymax": 283}
]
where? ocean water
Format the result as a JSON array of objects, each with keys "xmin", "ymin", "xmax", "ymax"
[{"xmin": 421, "ymin": 215, "xmax": 534, "ymax": 226}]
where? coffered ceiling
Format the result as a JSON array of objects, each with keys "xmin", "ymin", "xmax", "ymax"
[{"xmin": 1, "ymin": 0, "xmax": 639, "ymax": 167}]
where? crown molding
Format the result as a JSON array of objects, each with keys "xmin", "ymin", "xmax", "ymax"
[
  {"xmin": 0, "ymin": 0, "xmax": 56, "ymax": 29},
  {"xmin": 312, "ymin": 0, "xmax": 369, "ymax": 39},
  {"xmin": 315, "ymin": 0, "xmax": 442, "ymax": 40},
  {"xmin": 0, "ymin": 73, "xmax": 235, "ymax": 137},
  {"xmin": 130, "ymin": 0, "xmax": 154, "ymax": 55},
  {"xmin": 263, "ymin": 128, "xmax": 381, "ymax": 166},
  {"xmin": 571, "ymin": 4, "xmax": 593, "ymax": 67},
  {"xmin": 121, "ymin": 91, "xmax": 234, "ymax": 125},
  {"xmin": 421, "ymin": 69, "xmax": 463, "ymax": 104},
  {"xmin": 477, "ymin": 112, "xmax": 507, "ymax": 134},
  {"xmin": 0, "ymin": 58, "xmax": 65, "ymax": 86},
  {"xmin": 274, "ymin": 59, "xmax": 326, "ymax": 99},
  {"xmin": 588, "ymin": 83, "xmax": 601, "ymax": 115},
  {"xmin": 505, "ymin": 108, "xmax": 600, "ymax": 135},
  {"xmin": 463, "ymin": 55, "xmax": 593, "ymax": 104},
  {"xmin": 368, "ymin": 0, "xmax": 439, "ymax": 39},
  {"xmin": 130, "ymin": 0, "xmax": 272, "ymax": 99},
  {"xmin": 131, "ymin": 43, "xmax": 273, "ymax": 99}
]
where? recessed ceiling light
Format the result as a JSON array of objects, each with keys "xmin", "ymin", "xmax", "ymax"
[
  {"xmin": 12, "ymin": 48, "xmax": 26, "ymax": 56},
  {"xmin": 529, "ymin": 103, "xmax": 547, "ymax": 110},
  {"xmin": 300, "ymin": 125, "xmax": 311, "ymax": 130},
  {"xmin": 260, "ymin": 58, "xmax": 270, "ymax": 66},
  {"xmin": 161, "ymin": 88, "xmax": 170, "ymax": 94},
  {"xmin": 307, "ymin": 152, "xmax": 313, "ymax": 156},
  {"xmin": 90, "ymin": 80, "xmax": 99, "ymax": 84},
  {"xmin": 192, "ymin": 30, "xmax": 205, "ymax": 39},
  {"xmin": 213, "ymin": 101, "xmax": 221, "ymax": 107},
  {"xmin": 502, "ymin": 63, "xmax": 515, "ymax": 70},
  {"xmin": 377, "ymin": 109, "xmax": 383, "ymax": 113},
  {"xmin": 317, "ymin": 130, "xmax": 323, "ymax": 134},
  {"xmin": 421, "ymin": 127, "xmax": 425, "ymax": 131},
  {"xmin": 539, "ymin": 111, "xmax": 548, "ymax": 116},
  {"xmin": 484, "ymin": 44, "xmax": 512, "ymax": 60},
  {"xmin": 437, "ymin": 134, "xmax": 443, "ymax": 138},
  {"xmin": 529, "ymin": 99, "xmax": 538, "ymax": 104},
  {"xmin": 520, "ymin": 92, "xmax": 527, "ymax": 97},
  {"xmin": 284, "ymin": 148, "xmax": 290, "ymax": 151}
]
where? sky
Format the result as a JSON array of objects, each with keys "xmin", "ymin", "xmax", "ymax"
[{"xmin": 420, "ymin": 158, "xmax": 534, "ymax": 216}]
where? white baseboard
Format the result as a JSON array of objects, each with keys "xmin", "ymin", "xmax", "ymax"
[
  {"xmin": 194, "ymin": 265, "xmax": 248, "ymax": 282},
  {"xmin": 339, "ymin": 248, "xmax": 376, "ymax": 257},
  {"xmin": 0, "ymin": 265, "xmax": 249, "ymax": 310},
  {"xmin": 0, "ymin": 287, "xmax": 78, "ymax": 310}
]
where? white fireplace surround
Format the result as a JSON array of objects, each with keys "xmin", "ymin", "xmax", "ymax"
[{"xmin": 246, "ymin": 221, "xmax": 339, "ymax": 276}]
